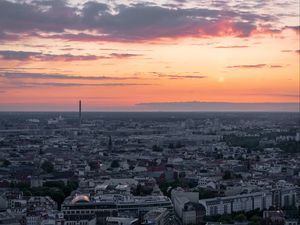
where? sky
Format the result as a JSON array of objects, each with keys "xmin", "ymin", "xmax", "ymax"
[{"xmin": 0, "ymin": 0, "xmax": 299, "ymax": 111}]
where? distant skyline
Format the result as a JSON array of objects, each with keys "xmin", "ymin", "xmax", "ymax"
[
  {"xmin": 0, "ymin": 0, "xmax": 299, "ymax": 111},
  {"xmin": 0, "ymin": 101, "xmax": 298, "ymax": 112}
]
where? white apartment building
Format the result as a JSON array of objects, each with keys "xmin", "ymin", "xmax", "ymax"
[{"xmin": 199, "ymin": 191, "xmax": 273, "ymax": 216}]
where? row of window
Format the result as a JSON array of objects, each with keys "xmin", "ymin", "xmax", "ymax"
[{"xmin": 63, "ymin": 203, "xmax": 171, "ymax": 210}]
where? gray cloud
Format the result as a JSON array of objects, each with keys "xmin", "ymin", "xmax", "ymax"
[
  {"xmin": 0, "ymin": 0, "xmax": 281, "ymax": 42},
  {"xmin": 109, "ymin": 53, "xmax": 142, "ymax": 58},
  {"xmin": 0, "ymin": 0, "xmax": 78, "ymax": 34},
  {"xmin": 153, "ymin": 72, "xmax": 207, "ymax": 79},
  {"xmin": 0, "ymin": 31, "xmax": 20, "ymax": 42},
  {"xmin": 1, "ymin": 71, "xmax": 208, "ymax": 81},
  {"xmin": 227, "ymin": 64, "xmax": 285, "ymax": 69},
  {"xmin": 215, "ymin": 45, "xmax": 249, "ymax": 48},
  {"xmin": 0, "ymin": 50, "xmax": 100, "ymax": 61},
  {"xmin": 227, "ymin": 64, "xmax": 266, "ymax": 68},
  {"xmin": 285, "ymin": 25, "xmax": 300, "ymax": 33},
  {"xmin": 281, "ymin": 49, "xmax": 300, "ymax": 54},
  {"xmin": 0, "ymin": 50, "xmax": 142, "ymax": 61},
  {"xmin": 1, "ymin": 81, "xmax": 152, "ymax": 89},
  {"xmin": 0, "ymin": 50, "xmax": 36, "ymax": 60},
  {"xmin": 269, "ymin": 65, "xmax": 284, "ymax": 68},
  {"xmin": 0, "ymin": 72, "xmax": 140, "ymax": 80},
  {"xmin": 23, "ymin": 82, "xmax": 151, "ymax": 87}
]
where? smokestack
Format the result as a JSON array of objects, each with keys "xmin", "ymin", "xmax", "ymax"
[{"xmin": 79, "ymin": 100, "xmax": 81, "ymax": 126}]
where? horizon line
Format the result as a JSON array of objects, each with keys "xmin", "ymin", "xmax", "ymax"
[{"xmin": 0, "ymin": 110, "xmax": 299, "ymax": 113}]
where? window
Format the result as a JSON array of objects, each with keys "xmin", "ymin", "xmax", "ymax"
[
  {"xmin": 284, "ymin": 195, "xmax": 290, "ymax": 206},
  {"xmin": 224, "ymin": 204, "xmax": 228, "ymax": 214}
]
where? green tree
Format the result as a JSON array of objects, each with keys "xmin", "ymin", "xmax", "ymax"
[
  {"xmin": 1, "ymin": 159, "xmax": 11, "ymax": 167},
  {"xmin": 168, "ymin": 143, "xmax": 174, "ymax": 149},
  {"xmin": 152, "ymin": 145, "xmax": 163, "ymax": 152},
  {"xmin": 129, "ymin": 165, "xmax": 135, "ymax": 170},
  {"xmin": 198, "ymin": 188, "xmax": 219, "ymax": 199},
  {"xmin": 135, "ymin": 183, "xmax": 142, "ymax": 195},
  {"xmin": 218, "ymin": 214, "xmax": 233, "ymax": 224},
  {"xmin": 175, "ymin": 141, "xmax": 184, "ymax": 148},
  {"xmin": 43, "ymin": 181, "xmax": 65, "ymax": 189},
  {"xmin": 111, "ymin": 160, "xmax": 120, "ymax": 168},
  {"xmin": 224, "ymin": 135, "xmax": 261, "ymax": 150},
  {"xmin": 249, "ymin": 215, "xmax": 262, "ymax": 225},
  {"xmin": 13, "ymin": 179, "xmax": 78, "ymax": 210},
  {"xmin": 41, "ymin": 161, "xmax": 54, "ymax": 173},
  {"xmin": 88, "ymin": 161, "xmax": 99, "ymax": 170},
  {"xmin": 234, "ymin": 213, "xmax": 247, "ymax": 222},
  {"xmin": 223, "ymin": 170, "xmax": 232, "ymax": 180},
  {"xmin": 278, "ymin": 141, "xmax": 300, "ymax": 153}
]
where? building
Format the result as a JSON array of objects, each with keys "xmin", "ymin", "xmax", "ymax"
[
  {"xmin": 142, "ymin": 208, "xmax": 170, "ymax": 225},
  {"xmin": 199, "ymin": 187, "xmax": 298, "ymax": 217},
  {"xmin": 171, "ymin": 189, "xmax": 206, "ymax": 225},
  {"xmin": 0, "ymin": 210, "xmax": 19, "ymax": 225},
  {"xmin": 62, "ymin": 194, "xmax": 173, "ymax": 225},
  {"xmin": 106, "ymin": 217, "xmax": 139, "ymax": 225},
  {"xmin": 26, "ymin": 197, "xmax": 58, "ymax": 225},
  {"xmin": 199, "ymin": 191, "xmax": 273, "ymax": 216},
  {"xmin": 263, "ymin": 210, "xmax": 285, "ymax": 225},
  {"xmin": 272, "ymin": 188, "xmax": 297, "ymax": 208}
]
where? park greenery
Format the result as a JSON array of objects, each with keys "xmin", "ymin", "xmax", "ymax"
[
  {"xmin": 110, "ymin": 159, "xmax": 120, "ymax": 168},
  {"xmin": 224, "ymin": 134, "xmax": 300, "ymax": 154},
  {"xmin": 0, "ymin": 159, "xmax": 11, "ymax": 167},
  {"xmin": 41, "ymin": 160, "xmax": 54, "ymax": 173},
  {"xmin": 224, "ymin": 135, "xmax": 261, "ymax": 151},
  {"xmin": 159, "ymin": 180, "xmax": 219, "ymax": 200},
  {"xmin": 204, "ymin": 208, "xmax": 264, "ymax": 225},
  {"xmin": 10, "ymin": 180, "xmax": 78, "ymax": 209},
  {"xmin": 278, "ymin": 141, "xmax": 300, "ymax": 153}
]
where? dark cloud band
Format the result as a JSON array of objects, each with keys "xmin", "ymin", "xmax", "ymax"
[{"xmin": 0, "ymin": 0, "xmax": 287, "ymax": 43}]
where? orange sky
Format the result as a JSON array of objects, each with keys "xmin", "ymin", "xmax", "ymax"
[{"xmin": 0, "ymin": 0, "xmax": 299, "ymax": 111}]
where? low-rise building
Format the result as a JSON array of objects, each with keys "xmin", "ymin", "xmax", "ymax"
[
  {"xmin": 199, "ymin": 191, "xmax": 273, "ymax": 216},
  {"xmin": 171, "ymin": 188, "xmax": 206, "ymax": 225},
  {"xmin": 62, "ymin": 194, "xmax": 172, "ymax": 225},
  {"xmin": 142, "ymin": 208, "xmax": 170, "ymax": 225}
]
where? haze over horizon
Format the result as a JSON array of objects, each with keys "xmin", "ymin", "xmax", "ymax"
[
  {"xmin": 0, "ymin": 101, "xmax": 298, "ymax": 112},
  {"xmin": 0, "ymin": 0, "xmax": 299, "ymax": 111}
]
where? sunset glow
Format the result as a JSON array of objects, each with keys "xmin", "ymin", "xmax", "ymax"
[{"xmin": 0, "ymin": 0, "xmax": 299, "ymax": 111}]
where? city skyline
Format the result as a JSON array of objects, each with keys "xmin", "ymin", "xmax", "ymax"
[{"xmin": 0, "ymin": 0, "xmax": 299, "ymax": 111}]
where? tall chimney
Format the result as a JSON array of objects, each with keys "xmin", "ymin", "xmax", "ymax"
[{"xmin": 79, "ymin": 100, "xmax": 82, "ymax": 126}]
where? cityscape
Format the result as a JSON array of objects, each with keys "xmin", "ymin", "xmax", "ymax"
[
  {"xmin": 0, "ymin": 105, "xmax": 299, "ymax": 225},
  {"xmin": 0, "ymin": 0, "xmax": 299, "ymax": 224}
]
